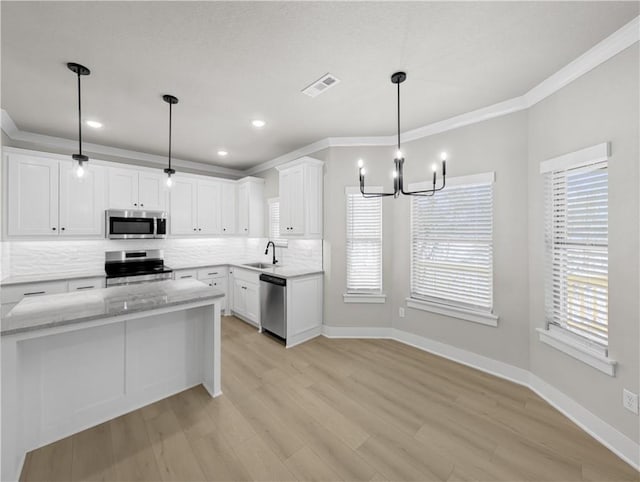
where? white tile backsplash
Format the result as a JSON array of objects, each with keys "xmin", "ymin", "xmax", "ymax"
[{"xmin": 0, "ymin": 238, "xmax": 322, "ymax": 278}]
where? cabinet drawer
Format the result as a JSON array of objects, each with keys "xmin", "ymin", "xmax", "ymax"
[
  {"xmin": 1, "ymin": 280, "xmax": 68, "ymax": 304},
  {"xmin": 197, "ymin": 267, "xmax": 228, "ymax": 280},
  {"xmin": 174, "ymin": 269, "xmax": 198, "ymax": 280},
  {"xmin": 231, "ymin": 267, "xmax": 259, "ymax": 284},
  {"xmin": 68, "ymin": 277, "xmax": 105, "ymax": 291}
]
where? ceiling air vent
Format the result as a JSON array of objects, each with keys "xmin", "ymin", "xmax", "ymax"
[{"xmin": 302, "ymin": 73, "xmax": 341, "ymax": 98}]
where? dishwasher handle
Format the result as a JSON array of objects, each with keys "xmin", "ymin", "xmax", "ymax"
[{"xmin": 259, "ymin": 273, "xmax": 286, "ymax": 286}]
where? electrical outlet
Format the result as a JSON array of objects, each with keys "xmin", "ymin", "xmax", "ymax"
[
  {"xmin": 399, "ymin": 307, "xmax": 405, "ymax": 318},
  {"xmin": 623, "ymin": 389, "xmax": 639, "ymax": 415}
]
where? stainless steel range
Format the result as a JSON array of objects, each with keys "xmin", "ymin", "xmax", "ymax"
[{"xmin": 105, "ymin": 249, "xmax": 173, "ymax": 287}]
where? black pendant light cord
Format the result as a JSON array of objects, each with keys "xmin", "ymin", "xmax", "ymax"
[
  {"xmin": 76, "ymin": 71, "xmax": 83, "ymax": 157},
  {"xmin": 168, "ymin": 101, "xmax": 172, "ymax": 171},
  {"xmin": 397, "ymin": 81, "xmax": 401, "ymax": 152}
]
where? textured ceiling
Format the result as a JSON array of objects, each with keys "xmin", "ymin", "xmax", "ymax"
[{"xmin": 2, "ymin": 2, "xmax": 638, "ymax": 169}]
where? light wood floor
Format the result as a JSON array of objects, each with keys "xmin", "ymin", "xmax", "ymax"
[{"xmin": 21, "ymin": 316, "xmax": 639, "ymax": 482}]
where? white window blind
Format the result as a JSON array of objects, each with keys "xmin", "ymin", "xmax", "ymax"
[
  {"xmin": 411, "ymin": 175, "xmax": 494, "ymax": 312},
  {"xmin": 346, "ymin": 187, "xmax": 382, "ymax": 293},
  {"xmin": 268, "ymin": 199, "xmax": 287, "ymax": 247},
  {"xmin": 544, "ymin": 160, "xmax": 608, "ymax": 346}
]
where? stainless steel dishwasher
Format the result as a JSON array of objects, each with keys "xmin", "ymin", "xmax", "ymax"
[{"xmin": 259, "ymin": 274, "xmax": 287, "ymax": 339}]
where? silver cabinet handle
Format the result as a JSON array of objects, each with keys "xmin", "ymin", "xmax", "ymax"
[
  {"xmin": 24, "ymin": 291, "xmax": 45, "ymax": 296},
  {"xmin": 75, "ymin": 286, "xmax": 94, "ymax": 290},
  {"xmin": 180, "ymin": 275, "xmax": 193, "ymax": 279},
  {"xmin": 208, "ymin": 272, "xmax": 218, "ymax": 276}
]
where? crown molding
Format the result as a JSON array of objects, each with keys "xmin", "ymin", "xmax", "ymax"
[
  {"xmin": 247, "ymin": 15, "xmax": 639, "ymax": 175},
  {"xmin": 1, "ymin": 110, "xmax": 244, "ymax": 178}
]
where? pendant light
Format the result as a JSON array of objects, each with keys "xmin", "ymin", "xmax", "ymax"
[
  {"xmin": 162, "ymin": 94, "xmax": 179, "ymax": 187},
  {"xmin": 357, "ymin": 71, "xmax": 447, "ymax": 198},
  {"xmin": 67, "ymin": 62, "xmax": 90, "ymax": 178}
]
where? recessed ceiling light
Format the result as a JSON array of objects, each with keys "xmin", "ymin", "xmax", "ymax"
[
  {"xmin": 86, "ymin": 120, "xmax": 102, "ymax": 128},
  {"xmin": 251, "ymin": 119, "xmax": 266, "ymax": 128},
  {"xmin": 217, "ymin": 150, "xmax": 228, "ymax": 157}
]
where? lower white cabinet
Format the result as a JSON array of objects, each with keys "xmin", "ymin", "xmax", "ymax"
[
  {"xmin": 173, "ymin": 269, "xmax": 198, "ymax": 280},
  {"xmin": 285, "ymin": 273, "xmax": 323, "ymax": 347},
  {"xmin": 230, "ymin": 268, "xmax": 260, "ymax": 326},
  {"xmin": 197, "ymin": 267, "xmax": 229, "ymax": 313}
]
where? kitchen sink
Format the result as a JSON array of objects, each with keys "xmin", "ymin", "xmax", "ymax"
[{"xmin": 243, "ymin": 262, "xmax": 282, "ymax": 269}]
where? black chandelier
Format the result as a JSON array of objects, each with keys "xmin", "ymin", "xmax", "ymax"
[
  {"xmin": 358, "ymin": 71, "xmax": 447, "ymax": 198},
  {"xmin": 162, "ymin": 94, "xmax": 179, "ymax": 187},
  {"xmin": 67, "ymin": 62, "xmax": 90, "ymax": 178}
]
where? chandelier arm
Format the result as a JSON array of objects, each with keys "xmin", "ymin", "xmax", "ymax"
[{"xmin": 401, "ymin": 173, "xmax": 446, "ymax": 196}]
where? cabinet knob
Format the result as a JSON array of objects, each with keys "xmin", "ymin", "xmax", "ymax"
[
  {"xmin": 193, "ymin": 228, "xmax": 197, "ymax": 231},
  {"xmin": 140, "ymin": 203, "xmax": 144, "ymax": 207},
  {"xmin": 244, "ymin": 228, "xmax": 248, "ymax": 232},
  {"xmin": 198, "ymin": 228, "xmax": 202, "ymax": 231},
  {"xmin": 52, "ymin": 227, "xmax": 56, "ymax": 231},
  {"xmin": 134, "ymin": 203, "xmax": 137, "ymax": 207},
  {"xmin": 61, "ymin": 227, "xmax": 65, "ymax": 231},
  {"xmin": 223, "ymin": 228, "xmax": 226, "ymax": 231}
]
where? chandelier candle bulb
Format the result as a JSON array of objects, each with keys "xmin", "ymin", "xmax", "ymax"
[{"xmin": 358, "ymin": 159, "xmax": 364, "ymax": 168}]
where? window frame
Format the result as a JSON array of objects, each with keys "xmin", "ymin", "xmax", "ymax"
[
  {"xmin": 407, "ymin": 172, "xmax": 498, "ymax": 326},
  {"xmin": 344, "ymin": 186, "xmax": 385, "ymax": 302}
]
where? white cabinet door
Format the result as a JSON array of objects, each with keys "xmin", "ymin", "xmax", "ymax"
[
  {"xmin": 7, "ymin": 154, "xmax": 59, "ymax": 236},
  {"xmin": 237, "ymin": 183, "xmax": 249, "ymax": 235},
  {"xmin": 197, "ymin": 180, "xmax": 221, "ymax": 235},
  {"xmin": 108, "ymin": 167, "xmax": 139, "ymax": 209},
  {"xmin": 279, "ymin": 169, "xmax": 292, "ymax": 236},
  {"xmin": 232, "ymin": 278, "xmax": 247, "ymax": 316},
  {"xmin": 288, "ymin": 166, "xmax": 305, "ymax": 234},
  {"xmin": 244, "ymin": 281, "xmax": 260, "ymax": 324},
  {"xmin": 138, "ymin": 172, "xmax": 167, "ymax": 211},
  {"xmin": 170, "ymin": 177, "xmax": 197, "ymax": 235},
  {"xmin": 59, "ymin": 161, "xmax": 106, "ymax": 236},
  {"xmin": 220, "ymin": 182, "xmax": 236, "ymax": 234}
]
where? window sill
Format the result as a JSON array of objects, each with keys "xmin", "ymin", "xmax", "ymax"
[
  {"xmin": 406, "ymin": 298, "xmax": 498, "ymax": 327},
  {"xmin": 343, "ymin": 293, "xmax": 387, "ymax": 304},
  {"xmin": 536, "ymin": 328, "xmax": 616, "ymax": 376}
]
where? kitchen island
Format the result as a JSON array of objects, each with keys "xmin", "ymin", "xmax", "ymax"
[{"xmin": 1, "ymin": 279, "xmax": 224, "ymax": 482}]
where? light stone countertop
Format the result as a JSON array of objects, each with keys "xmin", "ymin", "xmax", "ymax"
[
  {"xmin": 1, "ymin": 279, "xmax": 224, "ymax": 336},
  {"xmin": 0, "ymin": 262, "xmax": 323, "ymax": 286}
]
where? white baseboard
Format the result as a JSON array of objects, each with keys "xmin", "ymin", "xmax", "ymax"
[
  {"xmin": 321, "ymin": 324, "xmax": 640, "ymax": 471},
  {"xmin": 287, "ymin": 326, "xmax": 322, "ymax": 348}
]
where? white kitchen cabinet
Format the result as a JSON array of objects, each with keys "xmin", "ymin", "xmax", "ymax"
[
  {"xmin": 1, "ymin": 279, "xmax": 70, "ymax": 317},
  {"xmin": 59, "ymin": 161, "xmax": 106, "ymax": 236},
  {"xmin": 236, "ymin": 177, "xmax": 264, "ymax": 237},
  {"xmin": 197, "ymin": 180, "xmax": 222, "ymax": 235},
  {"xmin": 67, "ymin": 277, "xmax": 105, "ymax": 291},
  {"xmin": 277, "ymin": 157, "xmax": 323, "ymax": 238},
  {"xmin": 230, "ymin": 267, "xmax": 260, "ymax": 326},
  {"xmin": 220, "ymin": 182, "xmax": 236, "ymax": 234},
  {"xmin": 138, "ymin": 171, "xmax": 167, "ymax": 211},
  {"xmin": 6, "ymin": 153, "xmax": 59, "ymax": 236},
  {"xmin": 197, "ymin": 266, "xmax": 228, "ymax": 313},
  {"xmin": 5, "ymin": 152, "xmax": 105, "ymax": 238},
  {"xmin": 170, "ymin": 177, "xmax": 198, "ymax": 235},
  {"xmin": 285, "ymin": 273, "xmax": 323, "ymax": 347},
  {"xmin": 108, "ymin": 167, "xmax": 167, "ymax": 211}
]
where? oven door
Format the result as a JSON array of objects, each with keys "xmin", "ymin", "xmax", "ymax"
[{"xmin": 106, "ymin": 210, "xmax": 156, "ymax": 239}]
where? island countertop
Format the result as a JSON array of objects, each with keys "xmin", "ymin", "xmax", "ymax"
[{"xmin": 1, "ymin": 279, "xmax": 224, "ymax": 336}]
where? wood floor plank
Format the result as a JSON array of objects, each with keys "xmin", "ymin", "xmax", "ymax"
[
  {"xmin": 19, "ymin": 316, "xmax": 639, "ymax": 482},
  {"xmin": 144, "ymin": 409, "xmax": 206, "ymax": 481},
  {"xmin": 20, "ymin": 435, "xmax": 73, "ymax": 482},
  {"xmin": 71, "ymin": 422, "xmax": 116, "ymax": 482},
  {"xmin": 284, "ymin": 446, "xmax": 344, "ymax": 482},
  {"xmin": 233, "ymin": 434, "xmax": 297, "ymax": 482},
  {"xmin": 110, "ymin": 411, "xmax": 162, "ymax": 482}
]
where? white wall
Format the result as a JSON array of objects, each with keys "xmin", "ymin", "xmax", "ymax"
[{"xmin": 527, "ymin": 44, "xmax": 639, "ymax": 442}]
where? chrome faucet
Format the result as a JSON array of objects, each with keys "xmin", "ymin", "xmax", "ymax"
[{"xmin": 265, "ymin": 241, "xmax": 278, "ymax": 265}]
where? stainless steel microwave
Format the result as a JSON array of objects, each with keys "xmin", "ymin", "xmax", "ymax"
[{"xmin": 106, "ymin": 210, "xmax": 167, "ymax": 239}]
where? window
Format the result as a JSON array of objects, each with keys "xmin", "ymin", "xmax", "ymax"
[
  {"xmin": 267, "ymin": 198, "xmax": 287, "ymax": 247},
  {"xmin": 345, "ymin": 187, "xmax": 383, "ymax": 294},
  {"xmin": 544, "ymin": 153, "xmax": 608, "ymax": 347},
  {"xmin": 410, "ymin": 173, "xmax": 494, "ymax": 315}
]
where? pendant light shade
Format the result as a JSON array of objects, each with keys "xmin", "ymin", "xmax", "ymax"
[
  {"xmin": 67, "ymin": 62, "xmax": 90, "ymax": 178},
  {"xmin": 357, "ymin": 71, "xmax": 448, "ymax": 198},
  {"xmin": 163, "ymin": 94, "xmax": 179, "ymax": 187}
]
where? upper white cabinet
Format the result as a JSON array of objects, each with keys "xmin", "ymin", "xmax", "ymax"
[
  {"xmin": 277, "ymin": 157, "xmax": 323, "ymax": 238},
  {"xmin": 170, "ymin": 177, "xmax": 198, "ymax": 235},
  {"xmin": 108, "ymin": 167, "xmax": 167, "ymax": 211},
  {"xmin": 236, "ymin": 177, "xmax": 264, "ymax": 237},
  {"xmin": 220, "ymin": 182, "xmax": 236, "ymax": 235},
  {"xmin": 59, "ymin": 160, "xmax": 106, "ymax": 236},
  {"xmin": 5, "ymin": 151, "xmax": 106, "ymax": 237},
  {"xmin": 169, "ymin": 178, "xmax": 228, "ymax": 236}
]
